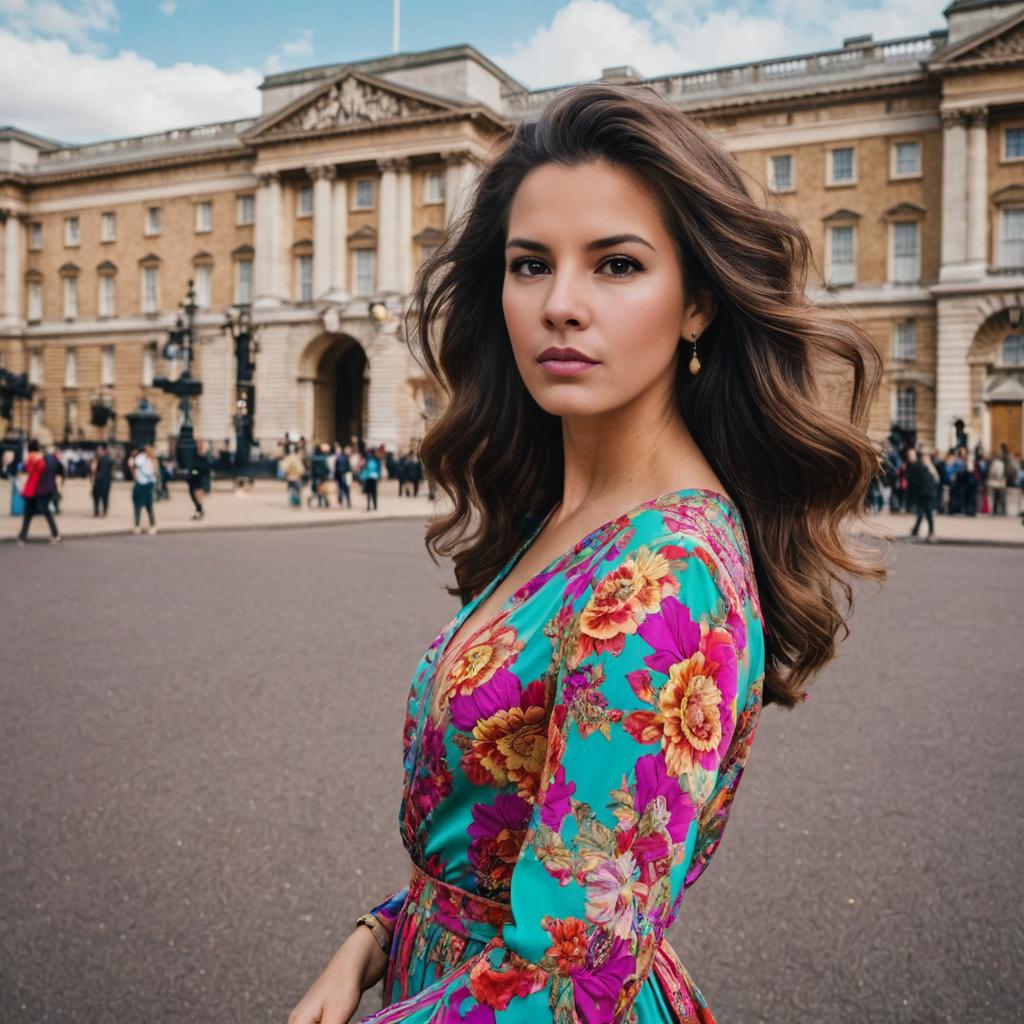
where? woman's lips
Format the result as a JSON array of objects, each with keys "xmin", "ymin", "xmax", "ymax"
[{"xmin": 538, "ymin": 358, "xmax": 599, "ymax": 376}]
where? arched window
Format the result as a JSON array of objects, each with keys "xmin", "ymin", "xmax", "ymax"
[
  {"xmin": 896, "ymin": 386, "xmax": 917, "ymax": 431},
  {"xmin": 1002, "ymin": 333, "xmax": 1024, "ymax": 365}
]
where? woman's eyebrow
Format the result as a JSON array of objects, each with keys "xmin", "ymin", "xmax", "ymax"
[{"xmin": 504, "ymin": 233, "xmax": 655, "ymax": 252}]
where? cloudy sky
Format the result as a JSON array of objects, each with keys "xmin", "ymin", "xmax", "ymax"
[{"xmin": 1, "ymin": 0, "xmax": 949, "ymax": 144}]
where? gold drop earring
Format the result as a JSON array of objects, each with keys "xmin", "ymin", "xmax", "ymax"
[{"xmin": 688, "ymin": 330, "xmax": 701, "ymax": 376}]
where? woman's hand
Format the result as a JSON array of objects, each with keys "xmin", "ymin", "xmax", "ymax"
[{"xmin": 288, "ymin": 924, "xmax": 389, "ymax": 1024}]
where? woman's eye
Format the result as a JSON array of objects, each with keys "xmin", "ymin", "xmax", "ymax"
[
  {"xmin": 508, "ymin": 257, "xmax": 548, "ymax": 276},
  {"xmin": 601, "ymin": 256, "xmax": 642, "ymax": 276}
]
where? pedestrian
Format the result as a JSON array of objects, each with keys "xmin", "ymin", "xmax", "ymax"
[
  {"xmin": 906, "ymin": 447, "xmax": 938, "ymax": 542},
  {"xmin": 408, "ymin": 450, "xmax": 423, "ymax": 498},
  {"xmin": 1003, "ymin": 443, "xmax": 1021, "ymax": 519},
  {"xmin": 334, "ymin": 443, "xmax": 352, "ymax": 508},
  {"xmin": 289, "ymin": 84, "xmax": 887, "ymax": 1024},
  {"xmin": 987, "ymin": 446, "xmax": 1007, "ymax": 516},
  {"xmin": 130, "ymin": 444, "xmax": 158, "ymax": 535},
  {"xmin": 44, "ymin": 446, "xmax": 65, "ymax": 516},
  {"xmin": 279, "ymin": 446, "xmax": 304, "ymax": 508},
  {"xmin": 16, "ymin": 439, "xmax": 61, "ymax": 545},
  {"xmin": 309, "ymin": 442, "xmax": 330, "ymax": 509},
  {"xmin": 188, "ymin": 439, "xmax": 213, "ymax": 520},
  {"xmin": 359, "ymin": 445, "xmax": 381, "ymax": 511},
  {"xmin": 90, "ymin": 443, "xmax": 114, "ymax": 517}
]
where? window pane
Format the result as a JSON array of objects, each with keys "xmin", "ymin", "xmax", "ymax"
[
  {"xmin": 196, "ymin": 202, "xmax": 212, "ymax": 232},
  {"xmin": 829, "ymin": 226, "xmax": 855, "ymax": 284},
  {"xmin": 831, "ymin": 148, "xmax": 854, "ymax": 181},
  {"xmin": 102, "ymin": 346, "xmax": 115, "ymax": 386},
  {"xmin": 237, "ymin": 260, "xmax": 253, "ymax": 305},
  {"xmin": 1006, "ymin": 128, "xmax": 1024, "ymax": 160},
  {"xmin": 896, "ymin": 387, "xmax": 917, "ymax": 430},
  {"xmin": 1000, "ymin": 208, "xmax": 1024, "ymax": 267},
  {"xmin": 355, "ymin": 249, "xmax": 376, "ymax": 295},
  {"xmin": 101, "ymin": 212, "xmax": 116, "ymax": 241},
  {"xmin": 195, "ymin": 265, "xmax": 212, "ymax": 308},
  {"xmin": 142, "ymin": 344, "xmax": 155, "ymax": 387},
  {"xmin": 144, "ymin": 267, "xmax": 158, "ymax": 311},
  {"xmin": 298, "ymin": 187, "xmax": 313, "ymax": 215},
  {"xmin": 424, "ymin": 171, "xmax": 445, "ymax": 203},
  {"xmin": 770, "ymin": 155, "xmax": 793, "ymax": 190},
  {"xmin": 237, "ymin": 195, "xmax": 254, "ymax": 224},
  {"xmin": 99, "ymin": 274, "xmax": 116, "ymax": 316},
  {"xmin": 29, "ymin": 223, "xmax": 42, "ymax": 249},
  {"xmin": 1003, "ymin": 334, "xmax": 1024, "ymax": 365},
  {"xmin": 893, "ymin": 222, "xmax": 919, "ymax": 283},
  {"xmin": 355, "ymin": 180, "xmax": 373, "ymax": 208},
  {"xmin": 895, "ymin": 142, "xmax": 920, "ymax": 175},
  {"xmin": 894, "ymin": 321, "xmax": 917, "ymax": 360},
  {"xmin": 28, "ymin": 281, "xmax": 42, "ymax": 320},
  {"xmin": 298, "ymin": 255, "xmax": 313, "ymax": 302},
  {"xmin": 64, "ymin": 276, "xmax": 78, "ymax": 318},
  {"xmin": 65, "ymin": 348, "xmax": 77, "ymax": 387}
]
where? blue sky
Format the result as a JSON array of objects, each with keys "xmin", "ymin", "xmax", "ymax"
[{"xmin": 1, "ymin": 0, "xmax": 948, "ymax": 143}]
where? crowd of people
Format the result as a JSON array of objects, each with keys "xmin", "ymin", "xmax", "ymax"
[
  {"xmin": 868, "ymin": 440, "xmax": 1022, "ymax": 541},
  {"xmin": 274, "ymin": 438, "xmax": 429, "ymax": 512}
]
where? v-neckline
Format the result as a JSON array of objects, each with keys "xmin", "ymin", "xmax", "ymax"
[{"xmin": 438, "ymin": 485, "xmax": 738, "ymax": 661}]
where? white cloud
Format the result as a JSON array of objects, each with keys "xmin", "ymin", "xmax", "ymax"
[
  {"xmin": 158, "ymin": 0, "xmax": 176, "ymax": 15},
  {"xmin": 495, "ymin": 0, "xmax": 948, "ymax": 89},
  {"xmin": 0, "ymin": 0, "xmax": 116, "ymax": 50},
  {"xmin": 264, "ymin": 28, "xmax": 313, "ymax": 73},
  {"xmin": 0, "ymin": 29, "xmax": 261, "ymax": 142}
]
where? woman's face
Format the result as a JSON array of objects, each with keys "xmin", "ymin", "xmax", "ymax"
[{"xmin": 502, "ymin": 159, "xmax": 707, "ymax": 421}]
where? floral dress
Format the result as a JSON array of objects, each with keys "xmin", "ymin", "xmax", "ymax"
[{"xmin": 361, "ymin": 488, "xmax": 766, "ymax": 1024}]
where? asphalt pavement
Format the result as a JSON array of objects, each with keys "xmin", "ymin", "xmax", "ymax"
[{"xmin": 1, "ymin": 521, "xmax": 1021, "ymax": 1023}]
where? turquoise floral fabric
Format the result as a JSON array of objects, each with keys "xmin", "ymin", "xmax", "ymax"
[{"xmin": 362, "ymin": 489, "xmax": 765, "ymax": 1023}]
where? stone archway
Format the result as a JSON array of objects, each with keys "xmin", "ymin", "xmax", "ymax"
[
  {"xmin": 299, "ymin": 332, "xmax": 368, "ymax": 446},
  {"xmin": 966, "ymin": 308, "xmax": 1024, "ymax": 456}
]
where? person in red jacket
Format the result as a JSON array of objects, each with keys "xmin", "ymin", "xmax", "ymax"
[{"xmin": 16, "ymin": 440, "xmax": 61, "ymax": 545}]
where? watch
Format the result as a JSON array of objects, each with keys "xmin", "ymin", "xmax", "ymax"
[{"xmin": 355, "ymin": 913, "xmax": 392, "ymax": 954}]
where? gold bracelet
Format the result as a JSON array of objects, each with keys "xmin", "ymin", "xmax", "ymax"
[{"xmin": 355, "ymin": 913, "xmax": 391, "ymax": 955}]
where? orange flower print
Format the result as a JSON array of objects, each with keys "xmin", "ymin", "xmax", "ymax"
[
  {"xmin": 463, "ymin": 703, "xmax": 549, "ymax": 799},
  {"xmin": 576, "ymin": 547, "xmax": 679, "ymax": 661},
  {"xmin": 658, "ymin": 656, "xmax": 724, "ymax": 777},
  {"xmin": 542, "ymin": 916, "xmax": 589, "ymax": 974},
  {"xmin": 433, "ymin": 617, "xmax": 522, "ymax": 716}
]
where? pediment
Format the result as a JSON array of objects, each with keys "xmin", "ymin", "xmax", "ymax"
[
  {"xmin": 884, "ymin": 202, "xmax": 927, "ymax": 219},
  {"xmin": 927, "ymin": 9, "xmax": 1024, "ymax": 70},
  {"xmin": 823, "ymin": 208, "xmax": 861, "ymax": 223},
  {"xmin": 246, "ymin": 70, "xmax": 462, "ymax": 142}
]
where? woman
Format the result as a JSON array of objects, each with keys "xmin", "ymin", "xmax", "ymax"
[
  {"xmin": 290, "ymin": 85, "xmax": 883, "ymax": 1024},
  {"xmin": 361, "ymin": 447, "xmax": 382, "ymax": 512},
  {"xmin": 131, "ymin": 444, "xmax": 158, "ymax": 535},
  {"xmin": 16, "ymin": 439, "xmax": 61, "ymax": 545},
  {"xmin": 906, "ymin": 448, "xmax": 938, "ymax": 543}
]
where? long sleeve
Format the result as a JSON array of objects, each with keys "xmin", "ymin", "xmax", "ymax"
[
  {"xmin": 367, "ymin": 887, "xmax": 410, "ymax": 941},
  {"xmin": 367, "ymin": 528, "xmax": 762, "ymax": 1024}
]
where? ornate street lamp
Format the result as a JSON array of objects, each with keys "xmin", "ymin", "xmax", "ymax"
[
  {"xmin": 153, "ymin": 279, "xmax": 202, "ymax": 473},
  {"xmin": 222, "ymin": 305, "xmax": 258, "ymax": 476}
]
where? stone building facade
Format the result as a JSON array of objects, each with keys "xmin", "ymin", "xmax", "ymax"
[{"xmin": 1, "ymin": 0, "xmax": 1023, "ymax": 457}]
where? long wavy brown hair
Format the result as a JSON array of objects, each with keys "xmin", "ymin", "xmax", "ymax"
[{"xmin": 408, "ymin": 83, "xmax": 885, "ymax": 709}]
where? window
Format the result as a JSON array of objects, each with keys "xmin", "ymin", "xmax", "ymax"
[
  {"xmin": 296, "ymin": 254, "xmax": 313, "ymax": 303},
  {"xmin": 769, "ymin": 154, "xmax": 794, "ymax": 191},
  {"xmin": 829, "ymin": 147, "xmax": 855, "ymax": 184},
  {"xmin": 354, "ymin": 248, "xmax": 376, "ymax": 295},
  {"xmin": 29, "ymin": 222, "xmax": 42, "ymax": 250},
  {"xmin": 893, "ymin": 320, "xmax": 917, "ymax": 361},
  {"xmin": 194, "ymin": 264, "xmax": 212, "ymax": 308},
  {"xmin": 353, "ymin": 179, "xmax": 374, "ymax": 210},
  {"xmin": 101, "ymin": 212, "xmax": 117, "ymax": 242},
  {"xmin": 423, "ymin": 170, "xmax": 445, "ymax": 204},
  {"xmin": 145, "ymin": 206, "xmax": 162, "ymax": 236},
  {"xmin": 64, "ymin": 348, "xmax": 77, "ymax": 388},
  {"xmin": 236, "ymin": 259, "xmax": 253, "ymax": 306},
  {"xmin": 297, "ymin": 186, "xmax": 313, "ymax": 217},
  {"xmin": 892, "ymin": 221, "xmax": 920, "ymax": 284},
  {"xmin": 31, "ymin": 397, "xmax": 45, "ymax": 435},
  {"xmin": 999, "ymin": 208, "xmax": 1024, "ymax": 267},
  {"xmin": 101, "ymin": 346, "xmax": 115, "ymax": 387},
  {"xmin": 1005, "ymin": 128, "xmax": 1024, "ymax": 160},
  {"xmin": 64, "ymin": 217, "xmax": 80, "ymax": 246},
  {"xmin": 195, "ymin": 201, "xmax": 212, "ymax": 233},
  {"xmin": 1002, "ymin": 334, "xmax": 1024, "ymax": 365},
  {"xmin": 827, "ymin": 225, "xmax": 855, "ymax": 286},
  {"xmin": 142, "ymin": 343, "xmax": 156, "ymax": 387},
  {"xmin": 895, "ymin": 387, "xmax": 917, "ymax": 431},
  {"xmin": 237, "ymin": 194, "xmax": 254, "ymax": 225},
  {"xmin": 99, "ymin": 274, "xmax": 116, "ymax": 318},
  {"xmin": 27, "ymin": 280, "xmax": 42, "ymax": 321},
  {"xmin": 29, "ymin": 350, "xmax": 43, "ymax": 386},
  {"xmin": 63, "ymin": 276, "xmax": 78, "ymax": 319},
  {"xmin": 64, "ymin": 398, "xmax": 79, "ymax": 437},
  {"xmin": 143, "ymin": 266, "xmax": 159, "ymax": 313},
  {"xmin": 892, "ymin": 141, "xmax": 921, "ymax": 177}
]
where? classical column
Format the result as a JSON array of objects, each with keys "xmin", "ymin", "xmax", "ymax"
[
  {"xmin": 377, "ymin": 158, "xmax": 399, "ymax": 293},
  {"xmin": 1, "ymin": 209, "xmax": 24, "ymax": 322},
  {"xmin": 309, "ymin": 164, "xmax": 335, "ymax": 299},
  {"xmin": 254, "ymin": 172, "xmax": 284, "ymax": 306},
  {"xmin": 966, "ymin": 107, "xmax": 989, "ymax": 272},
  {"xmin": 331, "ymin": 175, "xmax": 348, "ymax": 295},
  {"xmin": 940, "ymin": 110, "xmax": 968, "ymax": 279},
  {"xmin": 396, "ymin": 158, "xmax": 413, "ymax": 294}
]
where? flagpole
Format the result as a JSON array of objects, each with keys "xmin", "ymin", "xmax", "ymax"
[{"xmin": 393, "ymin": 0, "xmax": 400, "ymax": 53}]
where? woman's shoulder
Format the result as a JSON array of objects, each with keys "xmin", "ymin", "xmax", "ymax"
[{"xmin": 622, "ymin": 488, "xmax": 761, "ymax": 620}]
